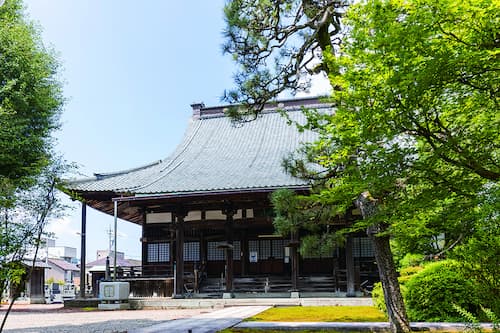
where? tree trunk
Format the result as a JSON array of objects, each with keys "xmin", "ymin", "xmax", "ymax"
[
  {"xmin": 356, "ymin": 192, "xmax": 410, "ymax": 333},
  {"xmin": 368, "ymin": 223, "xmax": 411, "ymax": 333},
  {"xmin": 0, "ymin": 294, "xmax": 17, "ymax": 332}
]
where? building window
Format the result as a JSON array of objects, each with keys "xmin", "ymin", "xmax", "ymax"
[
  {"xmin": 272, "ymin": 239, "xmax": 285, "ymax": 259},
  {"xmin": 233, "ymin": 241, "xmax": 241, "ymax": 261},
  {"xmin": 207, "ymin": 242, "xmax": 225, "ymax": 261},
  {"xmin": 353, "ymin": 237, "xmax": 375, "ymax": 257},
  {"xmin": 248, "ymin": 239, "xmax": 286, "ymax": 260},
  {"xmin": 249, "ymin": 240, "xmax": 258, "ymax": 253},
  {"xmin": 147, "ymin": 242, "xmax": 170, "ymax": 263},
  {"xmin": 207, "ymin": 241, "xmax": 240, "ymax": 261},
  {"xmin": 184, "ymin": 242, "xmax": 200, "ymax": 261},
  {"xmin": 259, "ymin": 239, "xmax": 271, "ymax": 260}
]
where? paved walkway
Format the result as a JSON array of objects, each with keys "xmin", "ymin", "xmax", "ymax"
[
  {"xmin": 237, "ymin": 321, "xmax": 496, "ymax": 332},
  {"xmin": 2, "ymin": 302, "xmax": 491, "ymax": 332},
  {"xmin": 130, "ymin": 306, "xmax": 270, "ymax": 333},
  {"xmin": 0, "ymin": 304, "xmax": 215, "ymax": 332}
]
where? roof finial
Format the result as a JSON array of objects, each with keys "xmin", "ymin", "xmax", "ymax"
[{"xmin": 190, "ymin": 102, "xmax": 205, "ymax": 118}]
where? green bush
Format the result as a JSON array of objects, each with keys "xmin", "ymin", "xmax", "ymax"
[
  {"xmin": 405, "ymin": 260, "xmax": 479, "ymax": 322},
  {"xmin": 372, "ymin": 265, "xmax": 422, "ymax": 314},
  {"xmin": 372, "ymin": 282, "xmax": 386, "ymax": 313},
  {"xmin": 399, "ymin": 253, "xmax": 425, "ymax": 270}
]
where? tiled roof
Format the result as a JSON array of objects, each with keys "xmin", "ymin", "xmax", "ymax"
[
  {"xmin": 86, "ymin": 257, "xmax": 140, "ymax": 268},
  {"xmin": 67, "ymin": 98, "xmax": 329, "ymax": 196},
  {"xmin": 22, "ymin": 259, "xmax": 51, "ymax": 269},
  {"xmin": 48, "ymin": 258, "xmax": 80, "ymax": 271}
]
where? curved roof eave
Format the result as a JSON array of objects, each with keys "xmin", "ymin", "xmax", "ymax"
[{"xmin": 64, "ymin": 97, "xmax": 331, "ymax": 199}]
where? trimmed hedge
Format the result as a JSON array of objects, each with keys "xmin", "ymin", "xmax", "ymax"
[
  {"xmin": 372, "ymin": 260, "xmax": 483, "ymax": 322},
  {"xmin": 404, "ymin": 260, "xmax": 479, "ymax": 322}
]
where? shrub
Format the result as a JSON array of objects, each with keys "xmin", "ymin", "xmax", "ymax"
[
  {"xmin": 405, "ymin": 260, "xmax": 479, "ymax": 322},
  {"xmin": 372, "ymin": 282, "xmax": 386, "ymax": 313},
  {"xmin": 372, "ymin": 265, "xmax": 422, "ymax": 314},
  {"xmin": 399, "ymin": 253, "xmax": 425, "ymax": 270}
]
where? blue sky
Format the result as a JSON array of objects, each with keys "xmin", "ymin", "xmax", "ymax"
[
  {"xmin": 24, "ymin": 0, "xmax": 235, "ymax": 261},
  {"xmin": 23, "ymin": 1, "xmax": 330, "ymax": 262}
]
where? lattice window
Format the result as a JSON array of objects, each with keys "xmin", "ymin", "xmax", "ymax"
[
  {"xmin": 249, "ymin": 240, "xmax": 258, "ymax": 253},
  {"xmin": 259, "ymin": 239, "xmax": 271, "ymax": 260},
  {"xmin": 353, "ymin": 237, "xmax": 375, "ymax": 257},
  {"xmin": 184, "ymin": 242, "xmax": 200, "ymax": 262},
  {"xmin": 232, "ymin": 241, "xmax": 241, "ymax": 261},
  {"xmin": 271, "ymin": 239, "xmax": 285, "ymax": 259},
  {"xmin": 147, "ymin": 242, "xmax": 170, "ymax": 263},
  {"xmin": 207, "ymin": 241, "xmax": 225, "ymax": 261}
]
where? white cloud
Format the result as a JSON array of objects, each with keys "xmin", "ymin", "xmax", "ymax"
[
  {"xmin": 46, "ymin": 216, "xmax": 80, "ymax": 245},
  {"xmin": 296, "ymin": 72, "xmax": 332, "ymax": 98}
]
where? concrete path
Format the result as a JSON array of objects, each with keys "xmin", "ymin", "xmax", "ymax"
[
  {"xmin": 132, "ymin": 296, "xmax": 372, "ymax": 309},
  {"xmin": 130, "ymin": 306, "xmax": 271, "ymax": 333},
  {"xmin": 0, "ymin": 305, "xmax": 213, "ymax": 332},
  {"xmin": 237, "ymin": 321, "xmax": 496, "ymax": 332}
]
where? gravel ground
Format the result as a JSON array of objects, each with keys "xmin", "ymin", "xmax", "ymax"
[{"xmin": 0, "ymin": 304, "xmax": 215, "ymax": 333}]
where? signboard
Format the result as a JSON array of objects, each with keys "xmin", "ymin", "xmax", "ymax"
[{"xmin": 249, "ymin": 251, "xmax": 258, "ymax": 263}]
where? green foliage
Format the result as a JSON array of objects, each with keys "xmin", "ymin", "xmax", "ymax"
[
  {"xmin": 450, "ymin": 184, "xmax": 500, "ymax": 315},
  {"xmin": 319, "ymin": 0, "xmax": 500, "ymax": 253},
  {"xmin": 227, "ymin": 0, "xmax": 498, "ymax": 330},
  {"xmin": 372, "ymin": 282, "xmax": 386, "ymax": 313},
  {"xmin": 399, "ymin": 254, "xmax": 424, "ymax": 270},
  {"xmin": 453, "ymin": 304, "xmax": 500, "ymax": 332},
  {"xmin": 453, "ymin": 304, "xmax": 481, "ymax": 332},
  {"xmin": 0, "ymin": 0, "xmax": 66, "ymax": 309},
  {"xmin": 0, "ymin": 0, "xmax": 63, "ymax": 196},
  {"xmin": 372, "ymin": 264, "xmax": 422, "ymax": 314},
  {"xmin": 373, "ymin": 260, "xmax": 497, "ymax": 323},
  {"xmin": 481, "ymin": 307, "xmax": 500, "ymax": 331},
  {"xmin": 223, "ymin": 0, "xmax": 346, "ymax": 113},
  {"xmin": 0, "ymin": 157, "xmax": 72, "ymax": 298},
  {"xmin": 405, "ymin": 260, "xmax": 479, "ymax": 322},
  {"xmin": 271, "ymin": 188, "xmax": 347, "ymax": 257},
  {"xmin": 0, "ymin": 261, "xmax": 25, "ymax": 296}
]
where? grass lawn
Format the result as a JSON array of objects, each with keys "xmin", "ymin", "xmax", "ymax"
[
  {"xmin": 219, "ymin": 328, "xmax": 336, "ymax": 333},
  {"xmin": 245, "ymin": 306, "xmax": 387, "ymax": 322}
]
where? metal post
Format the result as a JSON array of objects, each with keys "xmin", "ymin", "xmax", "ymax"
[
  {"xmin": 173, "ymin": 261, "xmax": 176, "ymax": 297},
  {"xmin": 113, "ymin": 200, "xmax": 118, "ymax": 282},
  {"xmin": 79, "ymin": 202, "xmax": 87, "ymax": 298}
]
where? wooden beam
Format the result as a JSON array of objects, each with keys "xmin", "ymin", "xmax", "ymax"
[
  {"xmin": 346, "ymin": 236, "xmax": 356, "ymax": 296},
  {"xmin": 223, "ymin": 207, "xmax": 236, "ymax": 293},
  {"xmin": 173, "ymin": 211, "xmax": 186, "ymax": 298}
]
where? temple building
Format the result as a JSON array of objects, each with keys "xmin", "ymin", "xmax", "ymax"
[{"xmin": 65, "ymin": 97, "xmax": 378, "ymax": 298}]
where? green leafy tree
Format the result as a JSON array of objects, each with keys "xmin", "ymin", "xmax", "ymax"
[
  {"xmin": 0, "ymin": 1, "xmax": 65, "ymax": 327},
  {"xmin": 223, "ymin": 0, "xmax": 348, "ymax": 118},
  {"xmin": 0, "ymin": 157, "xmax": 71, "ymax": 331},
  {"xmin": 0, "ymin": 0, "xmax": 63, "ymax": 198},
  {"xmin": 225, "ymin": 0, "xmax": 498, "ymax": 332}
]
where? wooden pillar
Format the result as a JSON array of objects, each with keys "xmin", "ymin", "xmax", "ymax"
[
  {"xmin": 79, "ymin": 202, "xmax": 86, "ymax": 299},
  {"xmin": 199, "ymin": 231, "xmax": 207, "ymax": 272},
  {"xmin": 346, "ymin": 236, "xmax": 356, "ymax": 296},
  {"xmin": 141, "ymin": 212, "xmax": 147, "ymax": 276},
  {"xmin": 290, "ymin": 231, "xmax": 299, "ymax": 292},
  {"xmin": 223, "ymin": 208, "xmax": 236, "ymax": 292},
  {"xmin": 173, "ymin": 211, "xmax": 186, "ymax": 298},
  {"xmin": 241, "ymin": 231, "xmax": 249, "ymax": 276}
]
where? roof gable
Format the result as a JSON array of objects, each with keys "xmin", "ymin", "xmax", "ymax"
[{"xmin": 66, "ymin": 98, "xmax": 331, "ymax": 196}]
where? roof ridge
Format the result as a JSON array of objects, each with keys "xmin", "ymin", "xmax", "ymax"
[
  {"xmin": 93, "ymin": 160, "xmax": 163, "ymax": 180},
  {"xmin": 198, "ymin": 99, "xmax": 332, "ymax": 119}
]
